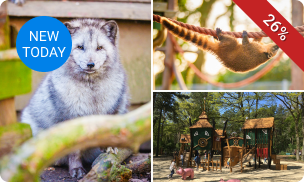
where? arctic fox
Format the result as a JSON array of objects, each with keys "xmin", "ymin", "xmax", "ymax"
[{"xmin": 21, "ymin": 19, "xmax": 129, "ymax": 179}]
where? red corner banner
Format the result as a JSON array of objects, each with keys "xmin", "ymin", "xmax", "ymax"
[{"xmin": 233, "ymin": 0, "xmax": 304, "ymax": 71}]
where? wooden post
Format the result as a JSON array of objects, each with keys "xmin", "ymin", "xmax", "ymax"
[
  {"xmin": 268, "ymin": 128, "xmax": 271, "ymax": 169},
  {"xmin": 244, "ymin": 129, "xmax": 246, "ymax": 149},
  {"xmin": 212, "ymin": 160, "xmax": 214, "ymax": 171},
  {"xmin": 0, "ymin": 97, "xmax": 17, "ymax": 126},
  {"xmin": 0, "ymin": 2, "xmax": 17, "ymax": 126},
  {"xmin": 255, "ymin": 129, "xmax": 257, "ymax": 169},
  {"xmin": 241, "ymin": 144, "xmax": 244, "ymax": 173},
  {"xmin": 291, "ymin": 0, "xmax": 304, "ymax": 90},
  {"xmin": 207, "ymin": 153, "xmax": 210, "ymax": 171},
  {"xmin": 220, "ymin": 157, "xmax": 222, "ymax": 171},
  {"xmin": 205, "ymin": 159, "xmax": 207, "ymax": 170},
  {"xmin": 216, "ymin": 160, "xmax": 218, "ymax": 171},
  {"xmin": 188, "ymin": 130, "xmax": 193, "ymax": 168},
  {"xmin": 161, "ymin": 0, "xmax": 177, "ymax": 90},
  {"xmin": 230, "ymin": 166, "xmax": 232, "ymax": 173},
  {"xmin": 0, "ymin": 1, "xmax": 10, "ymax": 50},
  {"xmin": 221, "ymin": 138, "xmax": 224, "ymax": 166},
  {"xmin": 258, "ymin": 147, "xmax": 261, "ymax": 168}
]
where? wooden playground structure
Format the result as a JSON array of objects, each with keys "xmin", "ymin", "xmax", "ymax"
[
  {"xmin": 176, "ymin": 110, "xmax": 228, "ymax": 171},
  {"xmin": 176, "ymin": 109, "xmax": 285, "ymax": 173}
]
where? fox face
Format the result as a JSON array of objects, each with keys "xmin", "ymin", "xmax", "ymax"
[{"xmin": 63, "ymin": 19, "xmax": 120, "ymax": 80}]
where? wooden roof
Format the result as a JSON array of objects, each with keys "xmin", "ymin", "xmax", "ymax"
[
  {"xmin": 189, "ymin": 119, "xmax": 213, "ymax": 128},
  {"xmin": 189, "ymin": 111, "xmax": 213, "ymax": 129},
  {"xmin": 242, "ymin": 117, "xmax": 274, "ymax": 129},
  {"xmin": 8, "ymin": 1, "xmax": 151, "ymax": 21},
  {"xmin": 198, "ymin": 111, "xmax": 208, "ymax": 119},
  {"xmin": 180, "ymin": 134, "xmax": 191, "ymax": 143},
  {"xmin": 215, "ymin": 129, "xmax": 226, "ymax": 138}
]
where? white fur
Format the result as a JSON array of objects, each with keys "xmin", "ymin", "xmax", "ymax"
[{"xmin": 21, "ymin": 19, "xmax": 129, "ymax": 175}]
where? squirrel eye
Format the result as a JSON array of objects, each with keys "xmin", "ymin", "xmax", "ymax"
[
  {"xmin": 77, "ymin": 46, "xmax": 84, "ymax": 50},
  {"xmin": 97, "ymin": 46, "xmax": 103, "ymax": 50}
]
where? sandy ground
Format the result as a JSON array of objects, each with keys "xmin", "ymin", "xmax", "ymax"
[{"xmin": 153, "ymin": 155, "xmax": 304, "ymax": 182}]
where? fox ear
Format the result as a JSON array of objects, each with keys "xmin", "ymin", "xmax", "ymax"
[
  {"xmin": 102, "ymin": 20, "xmax": 118, "ymax": 44},
  {"xmin": 64, "ymin": 22, "xmax": 79, "ymax": 35}
]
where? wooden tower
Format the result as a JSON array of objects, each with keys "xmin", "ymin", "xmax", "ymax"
[{"xmin": 242, "ymin": 117, "xmax": 274, "ymax": 169}]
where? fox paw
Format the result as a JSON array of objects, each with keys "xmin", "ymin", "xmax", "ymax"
[
  {"xmin": 70, "ymin": 167, "xmax": 86, "ymax": 179},
  {"xmin": 106, "ymin": 147, "xmax": 119, "ymax": 154}
]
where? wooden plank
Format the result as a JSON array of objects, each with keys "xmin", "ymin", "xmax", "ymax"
[
  {"xmin": 212, "ymin": 160, "xmax": 214, "ymax": 171},
  {"xmin": 241, "ymin": 144, "xmax": 243, "ymax": 173},
  {"xmin": 207, "ymin": 154, "xmax": 210, "ymax": 171},
  {"xmin": 161, "ymin": 0, "xmax": 177, "ymax": 90},
  {"xmin": 0, "ymin": 123, "xmax": 32, "ymax": 158},
  {"xmin": 220, "ymin": 157, "xmax": 222, "ymax": 171},
  {"xmin": 0, "ymin": 1, "xmax": 10, "ymax": 50},
  {"xmin": 153, "ymin": 2, "xmax": 167, "ymax": 12},
  {"xmin": 0, "ymin": 98, "xmax": 17, "ymax": 125},
  {"xmin": 291, "ymin": 0, "xmax": 304, "ymax": 89},
  {"xmin": 0, "ymin": 61, "xmax": 32, "ymax": 100},
  {"xmin": 0, "ymin": 48, "xmax": 19, "ymax": 61},
  {"xmin": 8, "ymin": 1, "xmax": 150, "ymax": 21}
]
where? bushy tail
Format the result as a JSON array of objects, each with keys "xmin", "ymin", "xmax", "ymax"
[{"xmin": 160, "ymin": 17, "xmax": 217, "ymax": 52}]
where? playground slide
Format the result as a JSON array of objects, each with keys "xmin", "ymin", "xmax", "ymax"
[{"xmin": 231, "ymin": 147, "xmax": 256, "ymax": 169}]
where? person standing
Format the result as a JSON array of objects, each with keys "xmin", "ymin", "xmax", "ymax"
[
  {"xmin": 195, "ymin": 154, "xmax": 201, "ymax": 171},
  {"xmin": 181, "ymin": 153, "xmax": 184, "ymax": 166},
  {"xmin": 226, "ymin": 157, "xmax": 230, "ymax": 168},
  {"xmin": 168, "ymin": 158, "xmax": 177, "ymax": 178},
  {"xmin": 194, "ymin": 150, "xmax": 198, "ymax": 158}
]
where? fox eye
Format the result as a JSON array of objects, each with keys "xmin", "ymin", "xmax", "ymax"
[
  {"xmin": 77, "ymin": 45, "xmax": 84, "ymax": 50},
  {"xmin": 97, "ymin": 46, "xmax": 103, "ymax": 50}
]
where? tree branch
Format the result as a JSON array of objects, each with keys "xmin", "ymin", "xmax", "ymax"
[{"xmin": 0, "ymin": 103, "xmax": 151, "ymax": 182}]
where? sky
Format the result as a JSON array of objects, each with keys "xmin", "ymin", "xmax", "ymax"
[{"xmin": 154, "ymin": 0, "xmax": 292, "ymax": 76}]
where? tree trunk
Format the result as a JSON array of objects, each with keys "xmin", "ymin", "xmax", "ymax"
[
  {"xmin": 153, "ymin": 93, "xmax": 157, "ymax": 110},
  {"xmin": 155, "ymin": 107, "xmax": 163, "ymax": 157},
  {"xmin": 0, "ymin": 103, "xmax": 151, "ymax": 182},
  {"xmin": 255, "ymin": 93, "xmax": 259, "ymax": 118},
  {"xmin": 160, "ymin": 116, "xmax": 165, "ymax": 153},
  {"xmin": 238, "ymin": 92, "xmax": 245, "ymax": 121},
  {"xmin": 295, "ymin": 100, "xmax": 300, "ymax": 161}
]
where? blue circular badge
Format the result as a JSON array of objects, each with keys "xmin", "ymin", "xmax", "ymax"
[{"xmin": 16, "ymin": 16, "xmax": 72, "ymax": 72}]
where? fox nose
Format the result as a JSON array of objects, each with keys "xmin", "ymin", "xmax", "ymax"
[{"xmin": 87, "ymin": 62, "xmax": 95, "ymax": 69}]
